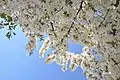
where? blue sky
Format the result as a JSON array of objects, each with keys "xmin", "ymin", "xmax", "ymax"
[{"xmin": 0, "ymin": 27, "xmax": 86, "ymax": 80}]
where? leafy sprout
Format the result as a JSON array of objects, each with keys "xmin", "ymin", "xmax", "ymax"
[{"xmin": 0, "ymin": 13, "xmax": 17, "ymax": 40}]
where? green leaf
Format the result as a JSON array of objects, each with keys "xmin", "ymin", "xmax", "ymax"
[
  {"xmin": 12, "ymin": 32, "xmax": 16, "ymax": 35},
  {"xmin": 40, "ymin": 37, "xmax": 44, "ymax": 41},
  {"xmin": 10, "ymin": 22, "xmax": 14, "ymax": 25},
  {"xmin": 0, "ymin": 13, "xmax": 6, "ymax": 18},
  {"xmin": 8, "ymin": 26, "xmax": 12, "ymax": 30},
  {"xmin": 7, "ymin": 15, "xmax": 12, "ymax": 22},
  {"xmin": 22, "ymin": 29, "xmax": 24, "ymax": 32},
  {"xmin": 13, "ymin": 24, "xmax": 17, "ymax": 30},
  {"xmin": 6, "ymin": 32, "xmax": 11, "ymax": 40}
]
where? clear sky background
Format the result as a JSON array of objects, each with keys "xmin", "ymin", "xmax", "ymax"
[{"xmin": 0, "ymin": 27, "xmax": 86, "ymax": 80}]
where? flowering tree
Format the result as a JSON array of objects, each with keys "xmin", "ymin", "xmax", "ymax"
[{"xmin": 0, "ymin": 0, "xmax": 120, "ymax": 80}]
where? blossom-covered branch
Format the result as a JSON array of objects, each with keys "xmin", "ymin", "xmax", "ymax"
[{"xmin": 0, "ymin": 0, "xmax": 120, "ymax": 80}]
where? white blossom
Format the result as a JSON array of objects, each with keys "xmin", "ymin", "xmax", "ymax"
[{"xmin": 0, "ymin": 0, "xmax": 120, "ymax": 79}]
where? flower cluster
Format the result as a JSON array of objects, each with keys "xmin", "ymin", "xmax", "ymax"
[
  {"xmin": 1, "ymin": 0, "xmax": 120, "ymax": 80},
  {"xmin": 25, "ymin": 31, "xmax": 36, "ymax": 56}
]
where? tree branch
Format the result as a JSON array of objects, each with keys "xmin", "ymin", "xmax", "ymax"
[
  {"xmin": 50, "ymin": 22, "xmax": 57, "ymax": 38},
  {"xmin": 60, "ymin": 1, "xmax": 84, "ymax": 43}
]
